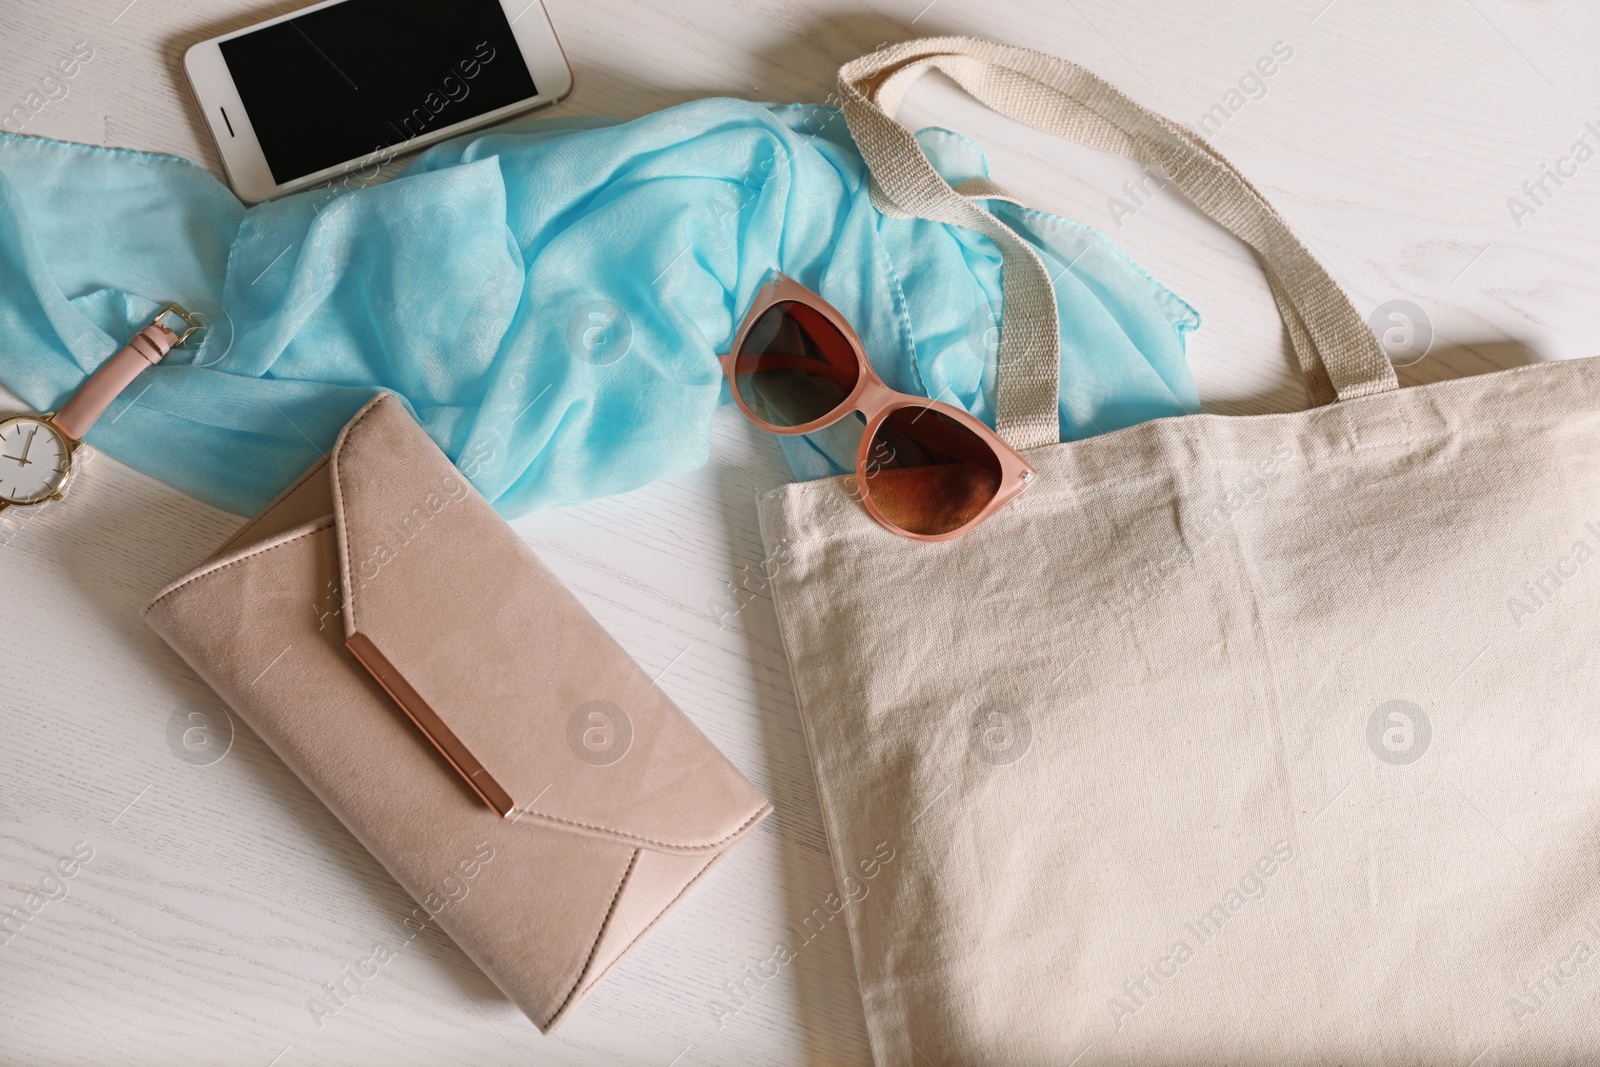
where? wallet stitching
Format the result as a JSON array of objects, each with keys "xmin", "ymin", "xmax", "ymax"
[
  {"xmin": 574, "ymin": 851, "xmax": 719, "ymax": 1003},
  {"xmin": 184, "ymin": 392, "xmax": 766, "ymax": 844},
  {"xmin": 142, "ymin": 520, "xmax": 336, "ymax": 615},
  {"xmin": 331, "ymin": 390, "xmax": 770, "ymax": 854},
  {"xmin": 517, "ymin": 800, "xmax": 772, "ymax": 853},
  {"xmin": 548, "ymin": 848, "xmax": 638, "ymax": 1029},
  {"xmin": 329, "ymin": 392, "xmax": 392, "ymax": 633},
  {"xmin": 218, "ymin": 453, "xmax": 332, "ymax": 556}
]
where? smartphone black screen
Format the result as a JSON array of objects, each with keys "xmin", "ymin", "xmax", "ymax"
[{"xmin": 219, "ymin": 0, "xmax": 537, "ymax": 184}]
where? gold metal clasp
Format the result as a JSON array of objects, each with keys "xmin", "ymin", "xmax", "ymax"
[{"xmin": 151, "ymin": 303, "xmax": 203, "ymax": 347}]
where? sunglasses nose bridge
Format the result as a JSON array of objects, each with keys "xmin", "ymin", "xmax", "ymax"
[{"xmin": 854, "ymin": 376, "xmax": 899, "ymax": 416}]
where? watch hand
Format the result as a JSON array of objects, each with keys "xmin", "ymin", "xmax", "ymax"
[{"xmin": 2, "ymin": 428, "xmax": 40, "ymax": 466}]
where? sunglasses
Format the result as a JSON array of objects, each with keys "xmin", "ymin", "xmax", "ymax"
[{"xmin": 720, "ymin": 275, "xmax": 1037, "ymax": 541}]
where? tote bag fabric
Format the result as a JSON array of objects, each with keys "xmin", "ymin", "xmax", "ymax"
[{"xmin": 760, "ymin": 37, "xmax": 1600, "ymax": 1066}]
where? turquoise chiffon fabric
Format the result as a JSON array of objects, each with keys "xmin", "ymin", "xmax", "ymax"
[{"xmin": 0, "ymin": 100, "xmax": 1199, "ymax": 517}]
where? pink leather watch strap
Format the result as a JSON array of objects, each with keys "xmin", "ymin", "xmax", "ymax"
[{"xmin": 50, "ymin": 323, "xmax": 180, "ymax": 442}]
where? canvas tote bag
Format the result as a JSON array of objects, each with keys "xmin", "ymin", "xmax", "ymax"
[{"xmin": 759, "ymin": 37, "xmax": 1600, "ymax": 1067}]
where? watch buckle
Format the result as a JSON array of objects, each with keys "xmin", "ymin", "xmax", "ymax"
[{"xmin": 152, "ymin": 303, "xmax": 203, "ymax": 347}]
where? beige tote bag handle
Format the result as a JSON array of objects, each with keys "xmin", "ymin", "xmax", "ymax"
[{"xmin": 838, "ymin": 37, "xmax": 1400, "ymax": 450}]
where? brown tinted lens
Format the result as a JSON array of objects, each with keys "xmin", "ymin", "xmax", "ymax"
[
  {"xmin": 733, "ymin": 301, "xmax": 861, "ymax": 428},
  {"xmin": 862, "ymin": 406, "xmax": 1004, "ymax": 536}
]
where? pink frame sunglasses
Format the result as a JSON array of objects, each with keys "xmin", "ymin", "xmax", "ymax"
[{"xmin": 720, "ymin": 274, "xmax": 1037, "ymax": 541}]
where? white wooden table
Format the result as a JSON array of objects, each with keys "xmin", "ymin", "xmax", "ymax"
[{"xmin": 2, "ymin": 0, "xmax": 1598, "ymax": 1063}]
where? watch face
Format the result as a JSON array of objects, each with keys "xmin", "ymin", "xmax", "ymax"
[{"xmin": 0, "ymin": 416, "xmax": 73, "ymax": 505}]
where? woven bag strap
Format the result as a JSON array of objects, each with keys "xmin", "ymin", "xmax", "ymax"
[{"xmin": 839, "ymin": 36, "xmax": 1398, "ymax": 449}]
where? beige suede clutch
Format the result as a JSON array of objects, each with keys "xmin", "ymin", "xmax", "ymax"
[{"xmin": 143, "ymin": 392, "xmax": 770, "ymax": 1031}]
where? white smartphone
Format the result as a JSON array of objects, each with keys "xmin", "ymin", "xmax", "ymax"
[{"xmin": 184, "ymin": 0, "xmax": 573, "ymax": 203}]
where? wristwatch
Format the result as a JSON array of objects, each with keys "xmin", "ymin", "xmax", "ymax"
[{"xmin": 0, "ymin": 304, "xmax": 199, "ymax": 513}]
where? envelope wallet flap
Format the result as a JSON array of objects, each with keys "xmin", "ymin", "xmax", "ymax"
[{"xmin": 328, "ymin": 394, "xmax": 767, "ymax": 853}]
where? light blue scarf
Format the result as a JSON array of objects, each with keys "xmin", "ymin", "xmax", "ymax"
[{"xmin": 0, "ymin": 100, "xmax": 1198, "ymax": 516}]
